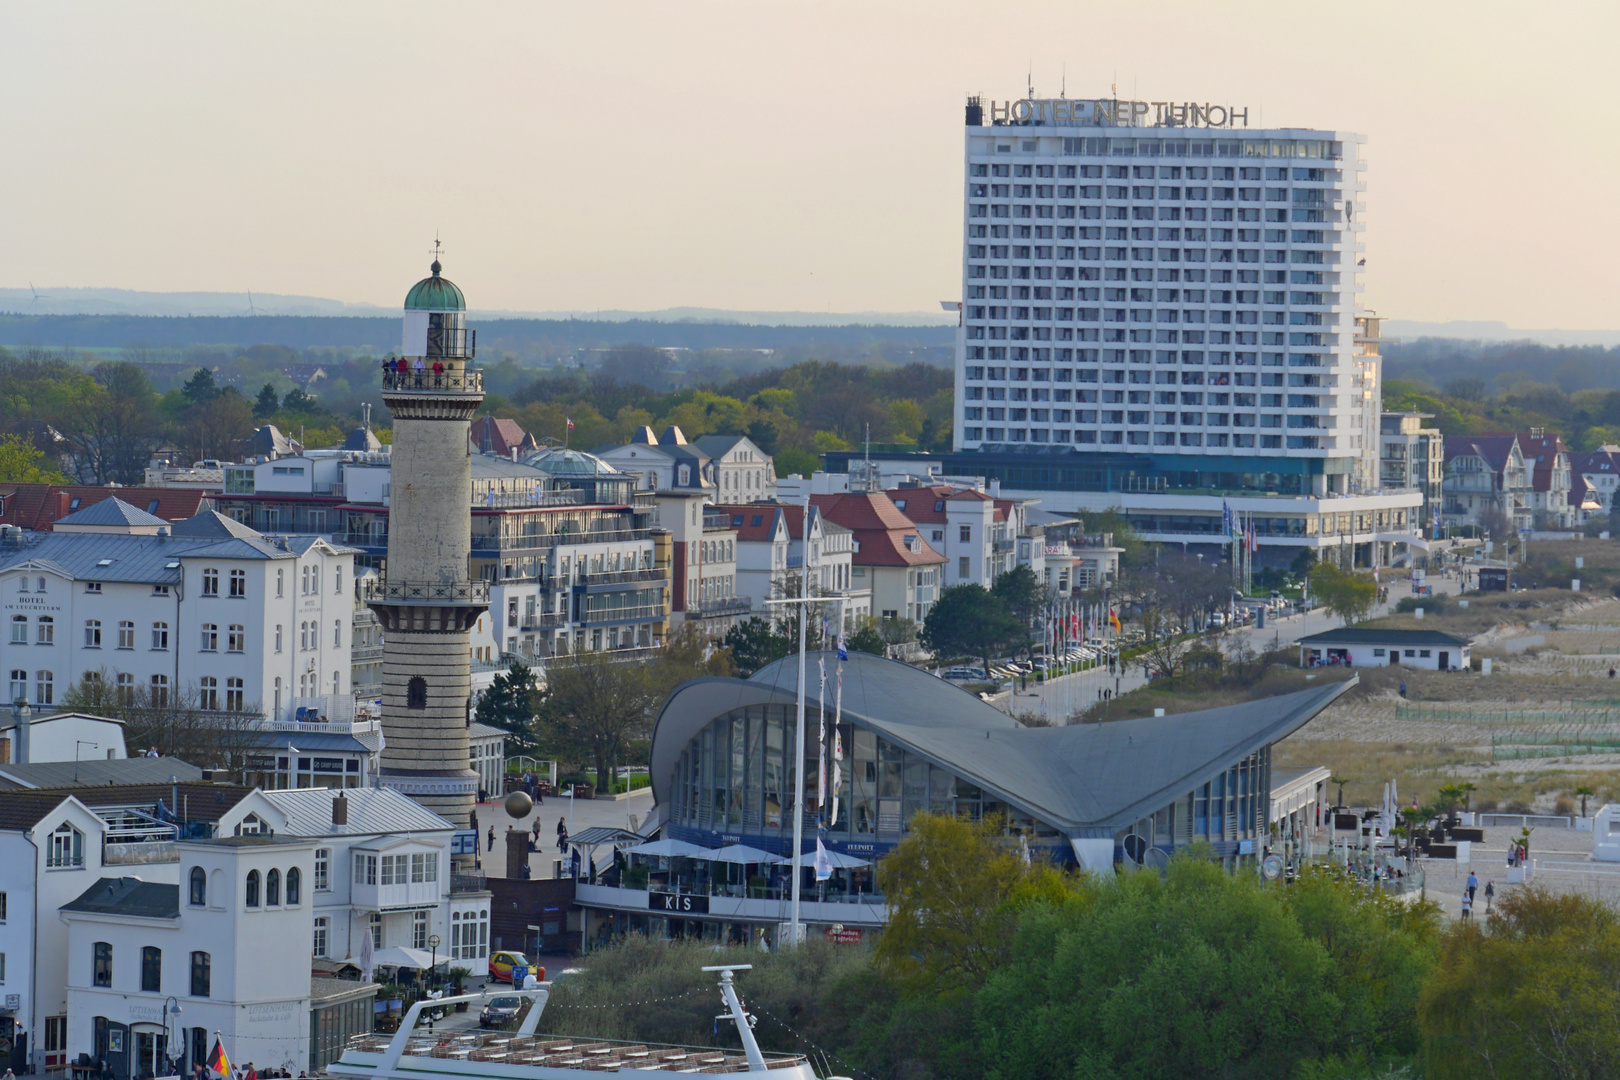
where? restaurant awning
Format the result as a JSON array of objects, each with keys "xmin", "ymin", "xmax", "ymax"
[
  {"xmin": 707, "ymin": 843, "xmax": 786, "ymax": 865},
  {"xmin": 623, "ymin": 838, "xmax": 716, "ymax": 859}
]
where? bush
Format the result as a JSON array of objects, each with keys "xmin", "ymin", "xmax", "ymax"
[{"xmin": 1395, "ymin": 595, "xmax": 1446, "ymax": 614}]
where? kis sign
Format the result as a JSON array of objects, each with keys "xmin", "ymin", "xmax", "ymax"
[{"xmin": 649, "ymin": 890, "xmax": 708, "ymax": 914}]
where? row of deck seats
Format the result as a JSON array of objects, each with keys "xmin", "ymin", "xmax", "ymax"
[{"xmin": 351, "ymin": 1031, "xmax": 804, "ymax": 1073}]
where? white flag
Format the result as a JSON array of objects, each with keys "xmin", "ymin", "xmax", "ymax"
[{"xmin": 814, "ymin": 835, "xmax": 833, "ymax": 881}]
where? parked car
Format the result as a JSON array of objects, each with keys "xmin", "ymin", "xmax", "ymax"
[
  {"xmin": 480, "ymin": 995, "xmax": 525, "ymax": 1029},
  {"xmin": 488, "ymin": 951, "xmax": 541, "ymax": 984}
]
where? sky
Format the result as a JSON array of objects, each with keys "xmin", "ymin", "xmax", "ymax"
[{"xmin": 3, "ymin": 2, "xmax": 1617, "ymax": 326}]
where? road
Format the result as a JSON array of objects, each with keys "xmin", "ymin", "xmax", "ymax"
[{"xmin": 1000, "ymin": 567, "xmax": 1465, "ymax": 721}]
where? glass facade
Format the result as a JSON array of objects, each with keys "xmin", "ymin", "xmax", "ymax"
[{"xmin": 669, "ymin": 707, "xmax": 1271, "ymax": 864}]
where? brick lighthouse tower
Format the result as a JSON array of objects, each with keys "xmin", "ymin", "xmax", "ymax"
[{"xmin": 366, "ymin": 252, "xmax": 488, "ymax": 826}]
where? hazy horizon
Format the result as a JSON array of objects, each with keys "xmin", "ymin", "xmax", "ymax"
[{"xmin": 6, "ymin": 2, "xmax": 1619, "ymax": 328}]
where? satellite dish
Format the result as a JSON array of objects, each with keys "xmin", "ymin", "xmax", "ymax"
[{"xmin": 1122, "ymin": 834, "xmax": 1148, "ymax": 865}]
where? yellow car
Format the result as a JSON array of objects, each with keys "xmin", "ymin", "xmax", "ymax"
[{"xmin": 488, "ymin": 951, "xmax": 544, "ymax": 984}]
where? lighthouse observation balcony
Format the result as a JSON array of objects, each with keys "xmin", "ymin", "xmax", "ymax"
[
  {"xmin": 382, "ymin": 369, "xmax": 484, "ymax": 394},
  {"xmin": 363, "ymin": 576, "xmax": 490, "ymax": 605}
]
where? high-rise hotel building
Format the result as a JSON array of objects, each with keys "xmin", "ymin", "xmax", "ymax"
[{"xmin": 934, "ymin": 94, "xmax": 1423, "ymax": 568}]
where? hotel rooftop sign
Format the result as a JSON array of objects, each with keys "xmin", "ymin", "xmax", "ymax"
[{"xmin": 984, "ymin": 98, "xmax": 1250, "ymax": 129}]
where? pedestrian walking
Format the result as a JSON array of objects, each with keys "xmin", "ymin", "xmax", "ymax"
[
  {"xmin": 1484, "ymin": 880, "xmax": 1494, "ymax": 913},
  {"xmin": 557, "ymin": 817, "xmax": 569, "ymax": 851},
  {"xmin": 1466, "ymin": 870, "xmax": 1478, "ymax": 902},
  {"xmin": 486, "ymin": 826, "xmax": 495, "ymax": 852}
]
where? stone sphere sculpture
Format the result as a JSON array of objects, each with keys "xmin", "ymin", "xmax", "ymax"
[{"xmin": 504, "ymin": 790, "xmax": 533, "ymax": 820}]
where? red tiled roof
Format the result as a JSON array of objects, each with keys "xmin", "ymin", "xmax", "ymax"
[
  {"xmin": 812, "ymin": 492, "xmax": 945, "ymax": 567},
  {"xmin": 471, "ymin": 417, "xmax": 535, "ymax": 457},
  {"xmin": 0, "ymin": 484, "xmax": 212, "ymax": 532},
  {"xmin": 1512, "ymin": 432, "xmax": 1568, "ymax": 493},
  {"xmin": 713, "ymin": 504, "xmax": 784, "ymax": 542}
]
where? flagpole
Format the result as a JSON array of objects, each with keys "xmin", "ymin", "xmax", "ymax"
[{"xmin": 790, "ymin": 489, "xmax": 809, "ymax": 945}]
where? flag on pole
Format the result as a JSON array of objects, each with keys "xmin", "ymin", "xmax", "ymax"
[
  {"xmin": 1222, "ymin": 500, "xmax": 1236, "ymax": 538},
  {"xmin": 565, "ymin": 418, "xmax": 576, "ymax": 430},
  {"xmin": 1109, "ymin": 608, "xmax": 1122, "ymax": 633},
  {"xmin": 1247, "ymin": 516, "xmax": 1258, "ymax": 553},
  {"xmin": 836, "ymin": 635, "xmax": 848, "ymax": 661},
  {"xmin": 814, "ymin": 833, "xmax": 833, "ymax": 881},
  {"xmin": 208, "ymin": 1038, "xmax": 231, "ymax": 1078},
  {"xmin": 831, "ymin": 666, "xmax": 844, "ymax": 826}
]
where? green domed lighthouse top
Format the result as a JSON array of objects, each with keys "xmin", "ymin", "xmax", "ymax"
[{"xmin": 404, "ymin": 259, "xmax": 466, "ymax": 312}]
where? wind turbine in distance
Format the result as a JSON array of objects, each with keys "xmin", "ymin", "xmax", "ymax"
[
  {"xmin": 245, "ymin": 289, "xmax": 259, "ymax": 316},
  {"xmin": 28, "ymin": 282, "xmax": 50, "ymax": 310}
]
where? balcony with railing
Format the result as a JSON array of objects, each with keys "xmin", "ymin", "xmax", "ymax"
[
  {"xmin": 687, "ymin": 595, "xmax": 753, "ymax": 618},
  {"xmin": 380, "ymin": 368, "xmax": 484, "ymax": 394},
  {"xmin": 363, "ymin": 577, "xmax": 491, "ymax": 605},
  {"xmin": 579, "ymin": 567, "xmax": 666, "ymax": 587}
]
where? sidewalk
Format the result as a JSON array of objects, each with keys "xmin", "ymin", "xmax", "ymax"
[{"xmin": 472, "ymin": 787, "xmax": 655, "ymax": 880}]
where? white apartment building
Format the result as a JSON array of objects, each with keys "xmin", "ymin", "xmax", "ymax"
[
  {"xmin": 1380, "ymin": 412, "xmax": 1444, "ymax": 527},
  {"xmin": 955, "ymin": 96, "xmax": 1371, "ymax": 486},
  {"xmin": 656, "ymin": 493, "xmax": 749, "ymax": 633},
  {"xmin": 215, "ymin": 788, "xmax": 492, "ymax": 981},
  {"xmin": 60, "ymin": 835, "xmax": 320, "ymax": 1080},
  {"xmin": 0, "ymin": 504, "xmax": 356, "ymax": 725},
  {"xmin": 885, "ymin": 486, "xmax": 1019, "ymax": 589}
]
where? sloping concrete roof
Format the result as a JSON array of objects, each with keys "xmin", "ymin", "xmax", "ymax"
[
  {"xmin": 1298, "ymin": 628, "xmax": 1469, "ymax": 647},
  {"xmin": 651, "ymin": 651, "xmax": 1352, "ymax": 836},
  {"xmin": 55, "ymin": 496, "xmax": 170, "ymax": 529}
]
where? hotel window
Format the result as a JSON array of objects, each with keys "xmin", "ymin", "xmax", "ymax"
[
  {"xmin": 276, "ymin": 568, "xmax": 284, "ymax": 597},
  {"xmin": 199, "ymin": 678, "xmax": 218, "ymax": 711},
  {"xmin": 225, "ymin": 678, "xmax": 244, "ymax": 711},
  {"xmin": 93, "ymin": 942, "xmax": 112, "ymax": 987},
  {"xmin": 190, "ymin": 866, "xmax": 206, "ymax": 906},
  {"xmin": 202, "ymin": 568, "xmax": 219, "ymax": 596},
  {"xmin": 9, "ymin": 616, "xmax": 24, "ymax": 643},
  {"xmin": 36, "ymin": 616, "xmax": 52, "ymax": 644},
  {"xmin": 191, "ymin": 951, "xmax": 211, "ymax": 997},
  {"xmin": 49, "ymin": 822, "xmax": 84, "ymax": 867},
  {"xmin": 414, "ymin": 911, "xmax": 429, "ymax": 949},
  {"xmin": 313, "ymin": 918, "xmax": 329, "ymax": 958},
  {"xmin": 229, "ymin": 569, "xmax": 246, "ymax": 597},
  {"xmin": 245, "ymin": 869, "xmax": 260, "ymax": 907},
  {"xmin": 314, "ymin": 848, "xmax": 330, "ymax": 890},
  {"xmin": 152, "ymin": 622, "xmax": 169, "ymax": 650},
  {"xmin": 150, "ymin": 674, "xmax": 169, "ymax": 707},
  {"xmin": 35, "ymin": 670, "xmax": 52, "ymax": 705},
  {"xmin": 200, "ymin": 624, "xmax": 218, "ymax": 651},
  {"xmin": 84, "ymin": 620, "xmax": 101, "ymax": 648},
  {"xmin": 141, "ymin": 946, "xmax": 162, "ymax": 993},
  {"xmin": 228, "ymin": 625, "xmax": 245, "ymax": 652},
  {"xmin": 266, "ymin": 868, "xmax": 280, "ymax": 905},
  {"xmin": 118, "ymin": 621, "xmax": 135, "ymax": 649},
  {"xmin": 275, "ymin": 624, "xmax": 283, "ymax": 652}
]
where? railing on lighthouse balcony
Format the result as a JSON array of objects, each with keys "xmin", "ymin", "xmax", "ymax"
[
  {"xmin": 381, "ymin": 368, "xmax": 484, "ymax": 393},
  {"xmin": 362, "ymin": 577, "xmax": 491, "ymax": 604}
]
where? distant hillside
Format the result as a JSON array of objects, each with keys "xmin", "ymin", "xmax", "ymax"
[{"xmin": 0, "ymin": 313, "xmax": 957, "ymax": 358}]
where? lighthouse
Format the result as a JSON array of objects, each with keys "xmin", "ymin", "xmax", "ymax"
[{"xmin": 365, "ymin": 254, "xmax": 487, "ymax": 826}]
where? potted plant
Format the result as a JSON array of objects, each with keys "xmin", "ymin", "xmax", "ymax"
[{"xmin": 447, "ymin": 966, "xmax": 472, "ymax": 1011}]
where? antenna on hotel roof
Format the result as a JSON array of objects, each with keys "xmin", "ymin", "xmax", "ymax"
[{"xmin": 1061, "ymin": 64, "xmax": 1066, "ymax": 97}]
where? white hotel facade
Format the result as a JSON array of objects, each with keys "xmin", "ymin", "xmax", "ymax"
[{"xmin": 939, "ymin": 93, "xmax": 1422, "ymax": 568}]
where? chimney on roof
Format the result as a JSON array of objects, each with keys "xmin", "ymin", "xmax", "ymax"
[
  {"xmin": 156, "ymin": 526, "xmax": 169, "ymax": 538},
  {"xmin": 332, "ymin": 793, "xmax": 349, "ymax": 827}
]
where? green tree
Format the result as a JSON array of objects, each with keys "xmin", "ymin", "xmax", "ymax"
[
  {"xmin": 181, "ymin": 367, "xmax": 220, "ymax": 405},
  {"xmin": 1420, "ymin": 886, "xmax": 1620, "ymax": 1080},
  {"xmin": 253, "ymin": 382, "xmax": 280, "ymax": 418},
  {"xmin": 721, "ymin": 617, "xmax": 793, "ymax": 678},
  {"xmin": 773, "ymin": 447, "xmax": 819, "ymax": 479},
  {"xmin": 876, "ymin": 812, "xmax": 1062, "ymax": 985},
  {"xmin": 0, "ymin": 433, "xmax": 68, "ymax": 483},
  {"xmin": 1309, "ymin": 562, "xmax": 1378, "ymax": 626},
  {"xmin": 534, "ymin": 650, "xmax": 657, "ymax": 795},
  {"xmin": 920, "ymin": 584, "xmax": 1021, "ymax": 676},
  {"xmin": 990, "ymin": 563, "xmax": 1044, "ymax": 635},
  {"xmin": 473, "ymin": 660, "xmax": 541, "ymax": 755},
  {"xmin": 844, "ymin": 617, "xmax": 887, "ymax": 657}
]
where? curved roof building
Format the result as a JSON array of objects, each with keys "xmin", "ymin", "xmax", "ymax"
[{"xmin": 650, "ymin": 651, "xmax": 1352, "ymax": 871}]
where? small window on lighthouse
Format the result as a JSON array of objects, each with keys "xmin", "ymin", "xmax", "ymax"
[{"xmin": 407, "ymin": 676, "xmax": 427, "ymax": 710}]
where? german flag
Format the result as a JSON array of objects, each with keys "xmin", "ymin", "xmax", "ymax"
[
  {"xmin": 1108, "ymin": 609, "xmax": 1122, "ymax": 633},
  {"xmin": 208, "ymin": 1038, "xmax": 231, "ymax": 1078}
]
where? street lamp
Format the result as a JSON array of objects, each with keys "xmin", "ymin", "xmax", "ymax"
[
  {"xmin": 428, "ymin": 934, "xmax": 441, "ymax": 987},
  {"xmin": 163, "ymin": 997, "xmax": 182, "ymax": 1075}
]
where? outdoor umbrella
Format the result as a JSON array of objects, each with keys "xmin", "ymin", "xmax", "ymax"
[
  {"xmin": 359, "ymin": 929, "xmax": 374, "ymax": 983},
  {"xmin": 623, "ymin": 838, "xmax": 716, "ymax": 859},
  {"xmin": 707, "ymin": 844, "xmax": 785, "ymax": 864},
  {"xmin": 370, "ymin": 945, "xmax": 438, "ymax": 970}
]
